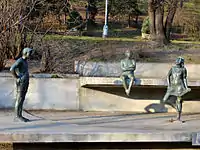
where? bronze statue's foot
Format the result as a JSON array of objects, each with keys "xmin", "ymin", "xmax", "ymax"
[
  {"xmin": 160, "ymin": 99, "xmax": 166, "ymax": 104},
  {"xmin": 176, "ymin": 117, "xmax": 185, "ymax": 123},
  {"xmin": 169, "ymin": 118, "xmax": 185, "ymax": 123},
  {"xmin": 160, "ymin": 101, "xmax": 164, "ymax": 106},
  {"xmin": 21, "ymin": 117, "xmax": 30, "ymax": 122},
  {"xmin": 14, "ymin": 116, "xmax": 30, "ymax": 122},
  {"xmin": 125, "ymin": 89, "xmax": 130, "ymax": 96},
  {"xmin": 176, "ymin": 119, "xmax": 185, "ymax": 123}
]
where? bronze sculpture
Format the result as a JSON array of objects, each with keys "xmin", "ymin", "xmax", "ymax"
[
  {"xmin": 120, "ymin": 50, "xmax": 136, "ymax": 96},
  {"xmin": 10, "ymin": 47, "xmax": 33, "ymax": 122},
  {"xmin": 162, "ymin": 57, "xmax": 191, "ymax": 122}
]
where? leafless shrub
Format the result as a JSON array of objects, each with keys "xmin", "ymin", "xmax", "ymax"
[
  {"xmin": 0, "ymin": 47, "xmax": 6, "ymax": 71},
  {"xmin": 40, "ymin": 45, "xmax": 55, "ymax": 73},
  {"xmin": 32, "ymin": 39, "xmax": 74, "ymax": 73}
]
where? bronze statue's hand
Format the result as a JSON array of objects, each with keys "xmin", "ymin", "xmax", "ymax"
[
  {"xmin": 16, "ymin": 78, "xmax": 21, "ymax": 84},
  {"xmin": 186, "ymin": 88, "xmax": 191, "ymax": 92}
]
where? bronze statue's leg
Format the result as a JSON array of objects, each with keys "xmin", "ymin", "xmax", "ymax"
[
  {"xmin": 15, "ymin": 82, "xmax": 30, "ymax": 122},
  {"xmin": 15, "ymin": 91, "xmax": 20, "ymax": 118},
  {"xmin": 15, "ymin": 82, "xmax": 21, "ymax": 118},
  {"xmin": 176, "ymin": 96, "xmax": 183, "ymax": 122},
  {"xmin": 162, "ymin": 92, "xmax": 170, "ymax": 104},
  {"xmin": 121, "ymin": 75, "xmax": 128, "ymax": 93},
  {"xmin": 15, "ymin": 91, "xmax": 24, "ymax": 117},
  {"xmin": 127, "ymin": 77, "xmax": 134, "ymax": 96}
]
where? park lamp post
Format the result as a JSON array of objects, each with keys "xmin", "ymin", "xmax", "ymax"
[{"xmin": 102, "ymin": 0, "xmax": 108, "ymax": 38}]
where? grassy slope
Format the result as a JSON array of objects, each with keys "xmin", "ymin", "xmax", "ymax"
[{"xmin": 44, "ymin": 34, "xmax": 200, "ymax": 44}]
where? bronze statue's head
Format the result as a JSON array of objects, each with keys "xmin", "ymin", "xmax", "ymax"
[
  {"xmin": 125, "ymin": 50, "xmax": 131, "ymax": 58},
  {"xmin": 22, "ymin": 48, "xmax": 33, "ymax": 59},
  {"xmin": 175, "ymin": 57, "xmax": 184, "ymax": 66}
]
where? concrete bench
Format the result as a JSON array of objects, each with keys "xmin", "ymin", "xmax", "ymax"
[
  {"xmin": 80, "ymin": 77, "xmax": 200, "ymax": 87},
  {"xmin": 75, "ymin": 61, "xmax": 200, "ymax": 113},
  {"xmin": 75, "ymin": 61, "xmax": 200, "ymax": 88}
]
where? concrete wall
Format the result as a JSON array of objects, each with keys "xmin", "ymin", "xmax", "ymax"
[
  {"xmin": 75, "ymin": 61, "xmax": 200, "ymax": 79},
  {"xmin": 0, "ymin": 76, "xmax": 79, "ymax": 110},
  {"xmin": 0, "ymin": 77, "xmax": 15, "ymax": 108},
  {"xmin": 79, "ymin": 86, "xmax": 200, "ymax": 113},
  {"xmin": 1, "ymin": 69, "xmax": 200, "ymax": 113},
  {"xmin": 1, "ymin": 75, "xmax": 200, "ymax": 113}
]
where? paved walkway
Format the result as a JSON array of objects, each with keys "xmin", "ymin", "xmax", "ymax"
[{"xmin": 0, "ymin": 110, "xmax": 200, "ymax": 143}]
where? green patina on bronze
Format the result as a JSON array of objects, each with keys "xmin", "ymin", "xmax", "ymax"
[
  {"xmin": 162, "ymin": 57, "xmax": 191, "ymax": 122},
  {"xmin": 10, "ymin": 48, "xmax": 34, "ymax": 122},
  {"xmin": 120, "ymin": 50, "xmax": 136, "ymax": 96}
]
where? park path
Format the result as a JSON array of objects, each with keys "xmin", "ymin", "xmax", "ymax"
[{"xmin": 0, "ymin": 110, "xmax": 199, "ymax": 143}]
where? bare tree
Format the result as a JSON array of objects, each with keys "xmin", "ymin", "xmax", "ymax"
[
  {"xmin": 0, "ymin": 0, "xmax": 55, "ymax": 70},
  {"xmin": 165, "ymin": 0, "xmax": 180, "ymax": 40},
  {"xmin": 0, "ymin": 0, "xmax": 42, "ymax": 61},
  {"xmin": 148, "ymin": 0, "xmax": 168, "ymax": 45},
  {"xmin": 148, "ymin": 0, "xmax": 185, "ymax": 45}
]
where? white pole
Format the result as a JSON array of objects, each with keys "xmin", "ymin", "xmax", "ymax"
[{"xmin": 102, "ymin": 0, "xmax": 108, "ymax": 38}]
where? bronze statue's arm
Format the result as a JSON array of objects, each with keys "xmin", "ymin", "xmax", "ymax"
[
  {"xmin": 131, "ymin": 60, "xmax": 136, "ymax": 70},
  {"xmin": 183, "ymin": 79, "xmax": 188, "ymax": 89},
  {"xmin": 121, "ymin": 61, "xmax": 126, "ymax": 71},
  {"xmin": 183, "ymin": 68, "xmax": 188, "ymax": 88},
  {"xmin": 10, "ymin": 70, "xmax": 18, "ymax": 79},
  {"xmin": 10, "ymin": 60, "xmax": 21, "ymax": 79},
  {"xmin": 167, "ymin": 68, "xmax": 172, "ymax": 86}
]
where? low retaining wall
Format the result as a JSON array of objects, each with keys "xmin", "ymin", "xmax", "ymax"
[
  {"xmin": 1, "ymin": 60, "xmax": 200, "ymax": 113},
  {"xmin": 1, "ymin": 75, "xmax": 200, "ymax": 113},
  {"xmin": 0, "ymin": 74, "xmax": 79, "ymax": 110},
  {"xmin": 75, "ymin": 61, "xmax": 200, "ymax": 79}
]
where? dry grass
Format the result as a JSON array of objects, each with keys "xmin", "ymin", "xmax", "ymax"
[{"xmin": 20, "ymin": 36, "xmax": 199, "ymax": 74}]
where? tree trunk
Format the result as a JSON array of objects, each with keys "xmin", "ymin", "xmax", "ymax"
[
  {"xmin": 165, "ymin": 0, "xmax": 179, "ymax": 40},
  {"xmin": 135, "ymin": 15, "xmax": 138, "ymax": 24},
  {"xmin": 148, "ymin": 0, "xmax": 156, "ymax": 40},
  {"xmin": 180, "ymin": 0, "xmax": 184, "ymax": 8},
  {"xmin": 155, "ymin": 0, "xmax": 169, "ymax": 45},
  {"xmin": 128, "ymin": 14, "xmax": 131, "ymax": 28}
]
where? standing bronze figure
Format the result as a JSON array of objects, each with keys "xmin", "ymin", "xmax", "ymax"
[
  {"xmin": 10, "ymin": 48, "xmax": 33, "ymax": 122},
  {"xmin": 120, "ymin": 50, "xmax": 136, "ymax": 96},
  {"xmin": 162, "ymin": 57, "xmax": 191, "ymax": 122}
]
